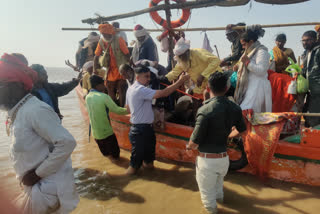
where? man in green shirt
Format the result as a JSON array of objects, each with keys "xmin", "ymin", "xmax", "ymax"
[
  {"xmin": 186, "ymin": 72, "xmax": 246, "ymax": 214},
  {"xmin": 86, "ymin": 75, "xmax": 128, "ymax": 160}
]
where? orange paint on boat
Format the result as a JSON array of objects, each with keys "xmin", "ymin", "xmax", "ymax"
[{"xmin": 76, "ymin": 85, "xmax": 320, "ymax": 186}]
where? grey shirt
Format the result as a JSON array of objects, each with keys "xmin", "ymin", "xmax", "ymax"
[{"xmin": 126, "ymin": 81, "xmax": 156, "ymax": 124}]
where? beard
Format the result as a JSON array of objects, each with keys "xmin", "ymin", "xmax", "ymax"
[
  {"xmin": 102, "ymin": 37, "xmax": 112, "ymax": 43},
  {"xmin": 175, "ymin": 56, "xmax": 190, "ymax": 71}
]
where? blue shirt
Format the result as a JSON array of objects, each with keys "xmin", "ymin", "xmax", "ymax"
[
  {"xmin": 37, "ymin": 88, "xmax": 54, "ymax": 109},
  {"xmin": 126, "ymin": 81, "xmax": 156, "ymax": 124}
]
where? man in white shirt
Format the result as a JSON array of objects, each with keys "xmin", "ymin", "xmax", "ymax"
[
  {"xmin": 125, "ymin": 65, "xmax": 189, "ymax": 175},
  {"xmin": 0, "ymin": 53, "xmax": 79, "ymax": 213}
]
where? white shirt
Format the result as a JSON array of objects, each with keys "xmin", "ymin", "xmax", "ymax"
[
  {"xmin": 9, "ymin": 95, "xmax": 79, "ymax": 213},
  {"xmin": 126, "ymin": 81, "xmax": 156, "ymax": 124},
  {"xmin": 117, "ymin": 31, "xmax": 128, "ymax": 43}
]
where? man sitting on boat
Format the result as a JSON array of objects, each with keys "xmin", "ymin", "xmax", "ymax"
[
  {"xmin": 301, "ymin": 30, "xmax": 320, "ymax": 127},
  {"xmin": 269, "ymin": 33, "xmax": 297, "ymax": 74},
  {"xmin": 164, "ymin": 38, "xmax": 222, "ymax": 100},
  {"xmin": 94, "ymin": 23, "xmax": 130, "ymax": 107},
  {"xmin": 30, "ymin": 64, "xmax": 81, "ymax": 120},
  {"xmin": 0, "ymin": 53, "xmax": 79, "ymax": 213},
  {"xmin": 125, "ymin": 65, "xmax": 190, "ymax": 175},
  {"xmin": 86, "ymin": 75, "xmax": 129, "ymax": 160},
  {"xmin": 187, "ymin": 72, "xmax": 246, "ymax": 214}
]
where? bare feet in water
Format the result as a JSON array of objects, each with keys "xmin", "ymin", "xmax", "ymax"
[
  {"xmin": 126, "ymin": 166, "xmax": 138, "ymax": 175},
  {"xmin": 143, "ymin": 162, "xmax": 154, "ymax": 169}
]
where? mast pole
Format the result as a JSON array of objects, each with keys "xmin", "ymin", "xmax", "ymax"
[{"xmin": 164, "ymin": 0, "xmax": 175, "ymax": 70}]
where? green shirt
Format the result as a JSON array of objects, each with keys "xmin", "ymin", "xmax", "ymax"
[
  {"xmin": 190, "ymin": 96, "xmax": 246, "ymax": 153},
  {"xmin": 85, "ymin": 90, "xmax": 128, "ymax": 140}
]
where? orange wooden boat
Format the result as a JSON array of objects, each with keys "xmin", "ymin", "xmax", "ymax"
[{"xmin": 76, "ymin": 85, "xmax": 320, "ymax": 186}]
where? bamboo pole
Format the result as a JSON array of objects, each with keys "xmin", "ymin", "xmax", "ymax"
[
  {"xmin": 296, "ymin": 113, "xmax": 320, "ymax": 117},
  {"xmin": 62, "ymin": 22, "xmax": 320, "ymax": 32},
  {"xmin": 164, "ymin": 0, "xmax": 175, "ymax": 69},
  {"xmin": 81, "ymin": 0, "xmax": 228, "ymax": 24}
]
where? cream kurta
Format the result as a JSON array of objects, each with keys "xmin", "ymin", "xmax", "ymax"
[
  {"xmin": 240, "ymin": 47, "xmax": 272, "ymax": 113},
  {"xmin": 9, "ymin": 95, "xmax": 79, "ymax": 213}
]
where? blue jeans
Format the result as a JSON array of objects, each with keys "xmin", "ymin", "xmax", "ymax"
[{"xmin": 129, "ymin": 124, "xmax": 156, "ymax": 169}]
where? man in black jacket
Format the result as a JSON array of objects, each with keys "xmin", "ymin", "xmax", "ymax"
[
  {"xmin": 301, "ymin": 31, "xmax": 320, "ymax": 127},
  {"xmin": 30, "ymin": 64, "xmax": 81, "ymax": 120}
]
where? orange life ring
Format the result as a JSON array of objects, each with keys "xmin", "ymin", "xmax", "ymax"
[{"xmin": 149, "ymin": 0, "xmax": 191, "ymax": 29}]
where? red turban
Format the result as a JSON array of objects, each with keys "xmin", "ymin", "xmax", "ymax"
[
  {"xmin": 98, "ymin": 23, "xmax": 115, "ymax": 35},
  {"xmin": 315, "ymin": 25, "xmax": 320, "ymax": 33},
  {"xmin": 0, "ymin": 53, "xmax": 38, "ymax": 91}
]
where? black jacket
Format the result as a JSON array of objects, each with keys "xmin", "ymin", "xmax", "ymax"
[
  {"xmin": 32, "ymin": 79, "xmax": 79, "ymax": 119},
  {"xmin": 302, "ymin": 44, "xmax": 320, "ymax": 94}
]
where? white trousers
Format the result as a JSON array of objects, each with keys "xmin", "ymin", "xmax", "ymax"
[{"xmin": 196, "ymin": 155, "xmax": 229, "ymax": 209}]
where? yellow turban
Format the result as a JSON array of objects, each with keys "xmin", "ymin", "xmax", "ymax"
[
  {"xmin": 315, "ymin": 25, "xmax": 320, "ymax": 33},
  {"xmin": 98, "ymin": 24, "xmax": 115, "ymax": 35}
]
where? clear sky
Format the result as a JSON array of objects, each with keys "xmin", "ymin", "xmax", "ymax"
[{"xmin": 0, "ymin": 0, "xmax": 319, "ymax": 67}]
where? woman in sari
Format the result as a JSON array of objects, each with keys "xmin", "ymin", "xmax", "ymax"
[
  {"xmin": 234, "ymin": 26, "xmax": 272, "ymax": 113},
  {"xmin": 270, "ymin": 34, "xmax": 297, "ymax": 73}
]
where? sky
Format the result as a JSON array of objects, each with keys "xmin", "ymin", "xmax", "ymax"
[{"xmin": 0, "ymin": 0, "xmax": 319, "ymax": 67}]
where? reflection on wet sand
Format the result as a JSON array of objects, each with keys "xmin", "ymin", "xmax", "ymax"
[{"xmin": 71, "ymin": 136, "xmax": 320, "ymax": 214}]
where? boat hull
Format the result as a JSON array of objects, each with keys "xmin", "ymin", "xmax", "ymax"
[{"xmin": 76, "ymin": 86, "xmax": 320, "ymax": 186}]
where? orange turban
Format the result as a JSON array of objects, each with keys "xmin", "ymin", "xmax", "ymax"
[
  {"xmin": 315, "ymin": 25, "xmax": 320, "ymax": 33},
  {"xmin": 98, "ymin": 23, "xmax": 115, "ymax": 35}
]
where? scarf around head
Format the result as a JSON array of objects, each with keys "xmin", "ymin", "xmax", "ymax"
[
  {"xmin": 98, "ymin": 23, "xmax": 115, "ymax": 35},
  {"xmin": 0, "ymin": 53, "xmax": 38, "ymax": 91},
  {"xmin": 234, "ymin": 41, "xmax": 267, "ymax": 105}
]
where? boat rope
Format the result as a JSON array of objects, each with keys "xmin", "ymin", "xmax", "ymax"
[{"xmin": 160, "ymin": 82, "xmax": 203, "ymax": 100}]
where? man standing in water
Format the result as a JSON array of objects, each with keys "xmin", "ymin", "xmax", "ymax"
[
  {"xmin": 187, "ymin": 72, "xmax": 246, "ymax": 214},
  {"xmin": 0, "ymin": 53, "xmax": 79, "ymax": 213},
  {"xmin": 86, "ymin": 75, "xmax": 128, "ymax": 160},
  {"xmin": 126, "ymin": 65, "xmax": 190, "ymax": 175}
]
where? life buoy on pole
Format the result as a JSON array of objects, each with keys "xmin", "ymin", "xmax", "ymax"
[{"xmin": 149, "ymin": 0, "xmax": 191, "ymax": 29}]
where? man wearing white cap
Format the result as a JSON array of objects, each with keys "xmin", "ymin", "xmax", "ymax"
[
  {"xmin": 132, "ymin": 25, "xmax": 159, "ymax": 64},
  {"xmin": 165, "ymin": 38, "xmax": 222, "ymax": 99}
]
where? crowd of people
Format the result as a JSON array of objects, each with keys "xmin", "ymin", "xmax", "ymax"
[{"xmin": 0, "ymin": 21, "xmax": 319, "ymax": 214}]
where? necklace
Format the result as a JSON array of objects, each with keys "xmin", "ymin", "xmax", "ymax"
[{"xmin": 6, "ymin": 94, "xmax": 33, "ymax": 136}]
